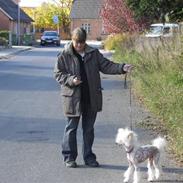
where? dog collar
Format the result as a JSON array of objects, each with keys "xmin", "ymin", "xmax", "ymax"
[{"xmin": 126, "ymin": 146, "xmax": 134, "ymax": 154}]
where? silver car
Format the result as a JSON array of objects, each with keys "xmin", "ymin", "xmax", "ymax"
[
  {"xmin": 40, "ymin": 31, "xmax": 60, "ymax": 46},
  {"xmin": 145, "ymin": 23, "xmax": 179, "ymax": 38}
]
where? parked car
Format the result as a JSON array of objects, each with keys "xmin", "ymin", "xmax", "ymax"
[
  {"xmin": 145, "ymin": 23, "xmax": 179, "ymax": 38},
  {"xmin": 40, "ymin": 31, "xmax": 60, "ymax": 46}
]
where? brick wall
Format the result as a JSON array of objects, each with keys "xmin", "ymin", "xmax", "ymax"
[
  {"xmin": 0, "ymin": 11, "xmax": 33, "ymax": 35},
  {"xmin": 71, "ymin": 19, "xmax": 107, "ymax": 40},
  {"xmin": 0, "ymin": 11, "xmax": 9, "ymax": 30}
]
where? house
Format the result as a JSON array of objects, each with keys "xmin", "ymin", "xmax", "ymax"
[
  {"xmin": 0, "ymin": 0, "xmax": 33, "ymax": 45},
  {"xmin": 70, "ymin": 0, "xmax": 108, "ymax": 40}
]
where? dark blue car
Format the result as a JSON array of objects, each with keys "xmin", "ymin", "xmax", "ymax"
[{"xmin": 40, "ymin": 31, "xmax": 60, "ymax": 46}]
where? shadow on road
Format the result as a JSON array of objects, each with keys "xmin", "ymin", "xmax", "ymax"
[
  {"xmin": 154, "ymin": 180, "xmax": 183, "ymax": 182},
  {"xmin": 99, "ymin": 164, "xmax": 127, "ymax": 170},
  {"xmin": 0, "ymin": 72, "xmax": 58, "ymax": 91},
  {"xmin": 0, "ymin": 115, "xmax": 65, "ymax": 144}
]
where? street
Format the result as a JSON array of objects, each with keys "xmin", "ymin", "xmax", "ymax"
[{"xmin": 0, "ymin": 43, "xmax": 182, "ymax": 183}]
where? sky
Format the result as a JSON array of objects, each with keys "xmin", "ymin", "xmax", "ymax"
[{"xmin": 19, "ymin": 0, "xmax": 52, "ymax": 7}]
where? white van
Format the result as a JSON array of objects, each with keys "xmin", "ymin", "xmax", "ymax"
[{"xmin": 145, "ymin": 23, "xmax": 179, "ymax": 38}]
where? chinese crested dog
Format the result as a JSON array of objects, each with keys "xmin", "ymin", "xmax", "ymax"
[{"xmin": 115, "ymin": 128, "xmax": 166, "ymax": 183}]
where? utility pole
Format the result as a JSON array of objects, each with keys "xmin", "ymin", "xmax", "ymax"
[
  {"xmin": 8, "ymin": 22, "xmax": 13, "ymax": 47},
  {"xmin": 17, "ymin": 0, "xmax": 21, "ymax": 45},
  {"xmin": 52, "ymin": 0, "xmax": 60, "ymax": 36}
]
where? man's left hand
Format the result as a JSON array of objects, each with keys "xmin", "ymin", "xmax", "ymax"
[{"xmin": 123, "ymin": 64, "xmax": 133, "ymax": 73}]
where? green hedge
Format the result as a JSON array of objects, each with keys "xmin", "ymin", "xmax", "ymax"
[
  {"xmin": 22, "ymin": 34, "xmax": 33, "ymax": 46},
  {"xmin": 0, "ymin": 30, "xmax": 8, "ymax": 46},
  {"xmin": 0, "ymin": 30, "xmax": 9, "ymax": 40},
  {"xmin": 0, "ymin": 30, "xmax": 34, "ymax": 45},
  {"xmin": 0, "ymin": 37, "xmax": 8, "ymax": 46}
]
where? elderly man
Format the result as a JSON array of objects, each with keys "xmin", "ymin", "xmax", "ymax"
[{"xmin": 54, "ymin": 27, "xmax": 132, "ymax": 168}]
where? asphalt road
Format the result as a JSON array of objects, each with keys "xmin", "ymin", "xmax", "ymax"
[{"xmin": 0, "ymin": 43, "xmax": 182, "ymax": 183}]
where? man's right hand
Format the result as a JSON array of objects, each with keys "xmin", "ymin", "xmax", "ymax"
[{"xmin": 73, "ymin": 77, "xmax": 82, "ymax": 85}]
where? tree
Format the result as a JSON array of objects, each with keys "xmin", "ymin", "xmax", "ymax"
[
  {"xmin": 100, "ymin": 0, "xmax": 139, "ymax": 34},
  {"xmin": 126, "ymin": 0, "xmax": 183, "ymax": 26},
  {"xmin": 52, "ymin": 0, "xmax": 73, "ymax": 8},
  {"xmin": 51, "ymin": 0, "xmax": 73, "ymax": 32},
  {"xmin": 168, "ymin": 0, "xmax": 183, "ymax": 22},
  {"xmin": 23, "ymin": 0, "xmax": 73, "ymax": 33}
]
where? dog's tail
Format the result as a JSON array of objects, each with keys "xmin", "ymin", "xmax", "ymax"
[{"xmin": 152, "ymin": 137, "xmax": 166, "ymax": 151}]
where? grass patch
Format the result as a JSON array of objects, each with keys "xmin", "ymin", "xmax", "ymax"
[{"xmin": 105, "ymin": 34, "xmax": 183, "ymax": 163}]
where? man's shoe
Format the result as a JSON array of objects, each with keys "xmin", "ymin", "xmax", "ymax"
[
  {"xmin": 65, "ymin": 161, "xmax": 77, "ymax": 168},
  {"xmin": 85, "ymin": 160, "xmax": 99, "ymax": 167}
]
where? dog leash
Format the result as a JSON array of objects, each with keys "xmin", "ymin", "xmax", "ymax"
[{"xmin": 124, "ymin": 73, "xmax": 133, "ymax": 130}]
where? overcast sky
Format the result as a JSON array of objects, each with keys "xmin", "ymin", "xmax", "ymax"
[{"xmin": 19, "ymin": 0, "xmax": 52, "ymax": 7}]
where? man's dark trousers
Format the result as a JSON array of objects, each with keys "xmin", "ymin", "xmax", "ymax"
[{"xmin": 62, "ymin": 109, "xmax": 97, "ymax": 163}]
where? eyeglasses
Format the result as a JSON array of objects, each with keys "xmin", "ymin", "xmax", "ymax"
[{"xmin": 73, "ymin": 39, "xmax": 85, "ymax": 45}]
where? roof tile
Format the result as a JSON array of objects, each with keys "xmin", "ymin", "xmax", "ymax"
[
  {"xmin": 0, "ymin": 0, "xmax": 33, "ymax": 22},
  {"xmin": 70, "ymin": 0, "xmax": 104, "ymax": 19}
]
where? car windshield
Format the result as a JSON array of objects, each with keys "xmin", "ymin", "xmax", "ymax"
[
  {"xmin": 44, "ymin": 32, "xmax": 58, "ymax": 36},
  {"xmin": 148, "ymin": 26, "xmax": 163, "ymax": 34}
]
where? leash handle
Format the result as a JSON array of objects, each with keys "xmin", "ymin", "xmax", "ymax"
[
  {"xmin": 129, "ymin": 73, "xmax": 133, "ymax": 130},
  {"xmin": 124, "ymin": 73, "xmax": 133, "ymax": 130}
]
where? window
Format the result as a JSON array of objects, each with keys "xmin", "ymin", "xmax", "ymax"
[
  {"xmin": 81, "ymin": 23, "xmax": 91, "ymax": 34},
  {"xmin": 163, "ymin": 27, "xmax": 170, "ymax": 34}
]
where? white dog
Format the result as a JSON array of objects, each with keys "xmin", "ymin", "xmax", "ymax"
[{"xmin": 115, "ymin": 128, "xmax": 166, "ymax": 183}]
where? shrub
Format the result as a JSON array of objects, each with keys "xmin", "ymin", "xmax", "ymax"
[
  {"xmin": 0, "ymin": 30, "xmax": 9, "ymax": 40},
  {"xmin": 0, "ymin": 31, "xmax": 17, "ymax": 45},
  {"xmin": 22, "ymin": 34, "xmax": 33, "ymax": 46},
  {"xmin": 0, "ymin": 37, "xmax": 8, "ymax": 46},
  {"xmin": 104, "ymin": 34, "xmax": 127, "ymax": 50}
]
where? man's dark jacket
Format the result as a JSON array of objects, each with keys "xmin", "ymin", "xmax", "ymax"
[{"xmin": 54, "ymin": 42, "xmax": 126, "ymax": 117}]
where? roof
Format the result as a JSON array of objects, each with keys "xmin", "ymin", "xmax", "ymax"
[
  {"xmin": 70, "ymin": 0, "xmax": 104, "ymax": 19},
  {"xmin": 0, "ymin": 0, "xmax": 33, "ymax": 23}
]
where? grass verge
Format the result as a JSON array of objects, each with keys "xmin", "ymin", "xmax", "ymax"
[{"xmin": 104, "ymin": 34, "xmax": 183, "ymax": 164}]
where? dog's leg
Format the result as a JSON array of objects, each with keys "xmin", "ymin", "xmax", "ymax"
[
  {"xmin": 147, "ymin": 159, "xmax": 155, "ymax": 182},
  {"xmin": 153, "ymin": 153, "xmax": 161, "ymax": 180},
  {"xmin": 133, "ymin": 164, "xmax": 140, "ymax": 183},
  {"xmin": 124, "ymin": 162, "xmax": 134, "ymax": 183}
]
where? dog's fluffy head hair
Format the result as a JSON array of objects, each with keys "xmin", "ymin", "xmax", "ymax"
[{"xmin": 115, "ymin": 128, "xmax": 137, "ymax": 148}]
